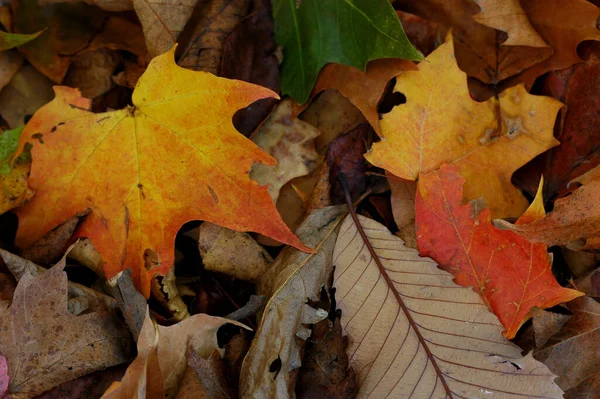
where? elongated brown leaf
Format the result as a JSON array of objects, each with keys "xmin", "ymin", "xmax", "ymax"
[{"xmin": 333, "ymin": 214, "xmax": 564, "ymax": 398}]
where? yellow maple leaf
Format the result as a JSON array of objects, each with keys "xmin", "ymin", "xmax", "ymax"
[
  {"xmin": 366, "ymin": 34, "xmax": 563, "ymax": 218},
  {"xmin": 14, "ymin": 46, "xmax": 310, "ymax": 297}
]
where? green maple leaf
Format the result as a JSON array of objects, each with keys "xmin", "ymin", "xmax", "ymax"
[{"xmin": 273, "ymin": 0, "xmax": 423, "ymax": 103}]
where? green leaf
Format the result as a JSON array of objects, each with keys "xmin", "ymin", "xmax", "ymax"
[
  {"xmin": 0, "ymin": 126, "xmax": 25, "ymax": 175},
  {"xmin": 272, "ymin": 0, "xmax": 423, "ymax": 103},
  {"xmin": 0, "ymin": 30, "xmax": 44, "ymax": 51}
]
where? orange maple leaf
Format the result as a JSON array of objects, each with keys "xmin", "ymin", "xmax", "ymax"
[
  {"xmin": 14, "ymin": 47, "xmax": 311, "ymax": 297},
  {"xmin": 415, "ymin": 164, "xmax": 582, "ymax": 338}
]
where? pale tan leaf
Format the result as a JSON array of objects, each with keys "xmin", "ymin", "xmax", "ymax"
[
  {"xmin": 104, "ymin": 306, "xmax": 248, "ymax": 398},
  {"xmin": 133, "ymin": 0, "xmax": 197, "ymax": 57},
  {"xmin": 250, "ymin": 98, "xmax": 321, "ymax": 203},
  {"xmin": 388, "ymin": 173, "xmax": 417, "ymax": 249},
  {"xmin": 333, "ymin": 214, "xmax": 564, "ymax": 398},
  {"xmin": 198, "ymin": 222, "xmax": 273, "ymax": 282},
  {"xmin": 240, "ymin": 206, "xmax": 346, "ymax": 398}
]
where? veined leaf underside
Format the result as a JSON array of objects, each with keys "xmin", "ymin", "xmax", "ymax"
[{"xmin": 332, "ymin": 214, "xmax": 563, "ymax": 399}]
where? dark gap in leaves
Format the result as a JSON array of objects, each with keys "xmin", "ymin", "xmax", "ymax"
[
  {"xmin": 217, "ymin": 323, "xmax": 244, "ymax": 348},
  {"xmin": 269, "ymin": 356, "xmax": 282, "ymax": 375},
  {"xmin": 232, "ymin": 97, "xmax": 278, "ymax": 137},
  {"xmin": 0, "ymin": 212, "xmax": 18, "ymax": 251},
  {"xmin": 377, "ymin": 78, "xmax": 406, "ymax": 115},
  {"xmin": 548, "ymin": 246, "xmax": 574, "ymax": 286},
  {"xmin": 543, "ymin": 305, "xmax": 573, "ymax": 316}
]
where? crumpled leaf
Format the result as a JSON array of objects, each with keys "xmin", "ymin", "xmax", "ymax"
[
  {"xmin": 496, "ymin": 165, "xmax": 600, "ymax": 250},
  {"xmin": 176, "ymin": 0, "xmax": 250, "ymax": 74},
  {"xmin": 366, "ymin": 35, "xmax": 563, "ymax": 218},
  {"xmin": 0, "ymin": 29, "xmax": 43, "ymax": 51},
  {"xmin": 308, "ymin": 58, "xmax": 416, "ymax": 135},
  {"xmin": 102, "ymin": 307, "xmax": 247, "ymax": 399},
  {"xmin": 250, "ymin": 98, "xmax": 321, "ymax": 203},
  {"xmin": 14, "ymin": 46, "xmax": 309, "ymax": 297},
  {"xmin": 333, "ymin": 213, "xmax": 564, "ymax": 398},
  {"xmin": 198, "ymin": 222, "xmax": 273, "ymax": 282},
  {"xmin": 472, "ymin": 0, "xmax": 547, "ymax": 47},
  {"xmin": 416, "ymin": 164, "xmax": 582, "ymax": 338},
  {"xmin": 272, "ymin": 0, "xmax": 422, "ymax": 103},
  {"xmin": 534, "ymin": 297, "xmax": 600, "ymax": 398},
  {"xmin": 240, "ymin": 206, "xmax": 346, "ymax": 399},
  {"xmin": 0, "ymin": 256, "xmax": 134, "ymax": 399}
]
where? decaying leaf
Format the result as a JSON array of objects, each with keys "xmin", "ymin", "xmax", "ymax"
[
  {"xmin": 250, "ymin": 99, "xmax": 321, "ymax": 203},
  {"xmin": 0, "ymin": 50, "xmax": 23, "ymax": 93},
  {"xmin": 416, "ymin": 164, "xmax": 582, "ymax": 338},
  {"xmin": 496, "ymin": 165, "xmax": 600, "ymax": 250},
  {"xmin": 14, "ymin": 46, "xmax": 309, "ymax": 297},
  {"xmin": 535, "ymin": 297, "xmax": 600, "ymax": 398},
  {"xmin": 103, "ymin": 307, "xmax": 247, "ymax": 399},
  {"xmin": 530, "ymin": 307, "xmax": 571, "ymax": 348},
  {"xmin": 240, "ymin": 206, "xmax": 346, "ymax": 398},
  {"xmin": 333, "ymin": 213, "xmax": 564, "ymax": 398},
  {"xmin": 367, "ymin": 35, "xmax": 563, "ymax": 218},
  {"xmin": 0, "ymin": 256, "xmax": 134, "ymax": 399},
  {"xmin": 198, "ymin": 222, "xmax": 273, "ymax": 282}
]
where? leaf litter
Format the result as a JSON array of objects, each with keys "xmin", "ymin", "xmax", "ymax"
[{"xmin": 1, "ymin": 0, "xmax": 600, "ymax": 397}]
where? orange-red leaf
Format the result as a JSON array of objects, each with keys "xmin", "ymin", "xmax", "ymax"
[
  {"xmin": 415, "ymin": 164, "xmax": 582, "ymax": 338},
  {"xmin": 14, "ymin": 46, "xmax": 310, "ymax": 297}
]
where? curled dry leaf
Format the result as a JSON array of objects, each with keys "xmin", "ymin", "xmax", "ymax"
[
  {"xmin": 416, "ymin": 164, "xmax": 582, "ymax": 338},
  {"xmin": 496, "ymin": 165, "xmax": 600, "ymax": 250},
  {"xmin": 240, "ymin": 206, "xmax": 346, "ymax": 399},
  {"xmin": 106, "ymin": 268, "xmax": 147, "ymax": 341},
  {"xmin": 388, "ymin": 173, "xmax": 417, "ymax": 249},
  {"xmin": 103, "ymin": 307, "xmax": 248, "ymax": 399},
  {"xmin": 366, "ymin": 35, "xmax": 563, "ymax": 219},
  {"xmin": 14, "ymin": 46, "xmax": 309, "ymax": 298},
  {"xmin": 250, "ymin": 98, "xmax": 321, "ymax": 203},
  {"xmin": 198, "ymin": 223, "xmax": 273, "ymax": 282},
  {"xmin": 0, "ymin": 256, "xmax": 134, "ymax": 399},
  {"xmin": 534, "ymin": 297, "xmax": 600, "ymax": 398},
  {"xmin": 333, "ymin": 213, "xmax": 564, "ymax": 398}
]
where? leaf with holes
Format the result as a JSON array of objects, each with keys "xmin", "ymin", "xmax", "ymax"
[
  {"xmin": 416, "ymin": 164, "xmax": 582, "ymax": 338},
  {"xmin": 333, "ymin": 213, "xmax": 564, "ymax": 398},
  {"xmin": 272, "ymin": 0, "xmax": 422, "ymax": 103},
  {"xmin": 13, "ymin": 46, "xmax": 310, "ymax": 298}
]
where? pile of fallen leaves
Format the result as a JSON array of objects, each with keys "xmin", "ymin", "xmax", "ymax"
[{"xmin": 0, "ymin": 0, "xmax": 599, "ymax": 398}]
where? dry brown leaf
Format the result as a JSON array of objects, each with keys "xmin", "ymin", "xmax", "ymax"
[
  {"xmin": 0, "ymin": 256, "xmax": 133, "ymax": 399},
  {"xmin": 67, "ymin": 238, "xmax": 105, "ymax": 278},
  {"xmin": 177, "ymin": 0, "xmax": 250, "ymax": 73},
  {"xmin": 21, "ymin": 211, "xmax": 88, "ymax": 266},
  {"xmin": 0, "ymin": 65, "xmax": 54, "ymax": 128},
  {"xmin": 530, "ymin": 307, "xmax": 571, "ymax": 348},
  {"xmin": 472, "ymin": 0, "xmax": 548, "ymax": 47},
  {"xmin": 0, "ymin": 51, "xmax": 22, "ymax": 93},
  {"xmin": 149, "ymin": 266, "xmax": 190, "ymax": 322},
  {"xmin": 388, "ymin": 174, "xmax": 417, "ymax": 249},
  {"xmin": 198, "ymin": 222, "xmax": 273, "ymax": 282},
  {"xmin": 185, "ymin": 350, "xmax": 233, "ymax": 399},
  {"xmin": 240, "ymin": 206, "xmax": 346, "ymax": 398},
  {"xmin": 333, "ymin": 214, "xmax": 563, "ymax": 398},
  {"xmin": 64, "ymin": 49, "xmax": 122, "ymax": 99},
  {"xmin": 106, "ymin": 268, "xmax": 147, "ymax": 341},
  {"xmin": 309, "ymin": 59, "xmax": 416, "ymax": 135},
  {"xmin": 103, "ymin": 307, "xmax": 248, "ymax": 398},
  {"xmin": 250, "ymin": 99, "xmax": 321, "ymax": 203},
  {"xmin": 133, "ymin": 0, "xmax": 197, "ymax": 57},
  {"xmin": 299, "ymin": 90, "xmax": 367, "ymax": 155},
  {"xmin": 534, "ymin": 297, "xmax": 600, "ymax": 397},
  {"xmin": 576, "ymin": 268, "xmax": 600, "ymax": 298}
]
